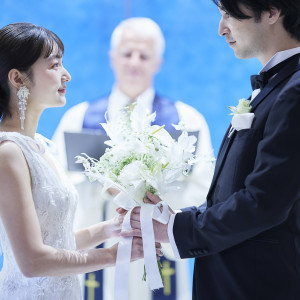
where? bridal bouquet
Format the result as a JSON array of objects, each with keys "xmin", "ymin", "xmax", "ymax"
[
  {"xmin": 76, "ymin": 102, "xmax": 197, "ymax": 300},
  {"xmin": 76, "ymin": 103, "xmax": 197, "ymax": 204}
]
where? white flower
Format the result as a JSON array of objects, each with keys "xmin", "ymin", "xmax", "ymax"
[
  {"xmin": 172, "ymin": 121, "xmax": 187, "ymax": 131},
  {"xmin": 130, "ymin": 101, "xmax": 156, "ymax": 132}
]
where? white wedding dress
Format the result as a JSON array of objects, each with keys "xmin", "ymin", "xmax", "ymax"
[{"xmin": 0, "ymin": 132, "xmax": 82, "ymax": 300}]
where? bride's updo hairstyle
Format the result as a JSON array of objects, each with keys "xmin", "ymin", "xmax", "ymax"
[{"xmin": 0, "ymin": 22, "xmax": 64, "ymax": 121}]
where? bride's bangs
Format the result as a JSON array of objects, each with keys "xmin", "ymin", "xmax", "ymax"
[{"xmin": 42, "ymin": 30, "xmax": 64, "ymax": 59}]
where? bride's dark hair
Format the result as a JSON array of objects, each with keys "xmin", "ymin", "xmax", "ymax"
[{"xmin": 0, "ymin": 22, "xmax": 64, "ymax": 121}]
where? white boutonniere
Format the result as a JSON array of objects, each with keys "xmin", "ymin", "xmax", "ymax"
[{"xmin": 227, "ymin": 98, "xmax": 255, "ymax": 137}]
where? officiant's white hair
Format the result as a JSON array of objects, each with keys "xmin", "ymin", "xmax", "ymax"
[{"xmin": 110, "ymin": 17, "xmax": 165, "ymax": 58}]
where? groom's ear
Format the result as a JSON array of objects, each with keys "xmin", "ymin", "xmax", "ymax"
[{"xmin": 267, "ymin": 6, "xmax": 281, "ymax": 25}]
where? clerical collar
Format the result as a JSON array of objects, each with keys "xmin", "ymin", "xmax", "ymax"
[{"xmin": 260, "ymin": 46, "xmax": 300, "ymax": 74}]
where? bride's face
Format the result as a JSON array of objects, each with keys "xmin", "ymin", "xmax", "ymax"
[{"xmin": 26, "ymin": 49, "xmax": 71, "ymax": 110}]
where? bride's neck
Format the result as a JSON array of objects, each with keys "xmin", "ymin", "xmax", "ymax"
[{"xmin": 0, "ymin": 118, "xmax": 37, "ymax": 139}]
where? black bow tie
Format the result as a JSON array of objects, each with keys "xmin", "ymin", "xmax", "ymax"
[
  {"xmin": 250, "ymin": 72, "xmax": 269, "ymax": 90},
  {"xmin": 250, "ymin": 54, "xmax": 299, "ymax": 91}
]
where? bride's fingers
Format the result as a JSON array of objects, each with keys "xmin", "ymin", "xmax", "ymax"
[{"xmin": 116, "ymin": 214, "xmax": 124, "ymax": 226}]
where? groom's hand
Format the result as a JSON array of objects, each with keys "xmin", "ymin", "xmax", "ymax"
[
  {"xmin": 122, "ymin": 207, "xmax": 170, "ymax": 243},
  {"xmin": 152, "ymin": 218, "xmax": 170, "ymax": 243},
  {"xmin": 144, "ymin": 192, "xmax": 175, "ymax": 214}
]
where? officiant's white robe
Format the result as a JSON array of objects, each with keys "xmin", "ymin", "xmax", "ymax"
[{"xmin": 52, "ymin": 87, "xmax": 214, "ymax": 300}]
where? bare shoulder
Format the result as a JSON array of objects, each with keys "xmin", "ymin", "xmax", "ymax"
[
  {"xmin": 0, "ymin": 140, "xmax": 28, "ymax": 173},
  {"xmin": 0, "ymin": 140, "xmax": 25, "ymax": 160}
]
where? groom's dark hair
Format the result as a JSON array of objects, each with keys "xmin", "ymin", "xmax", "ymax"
[{"xmin": 212, "ymin": 0, "xmax": 300, "ymax": 41}]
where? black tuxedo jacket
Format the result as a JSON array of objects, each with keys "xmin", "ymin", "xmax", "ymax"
[{"xmin": 173, "ymin": 54, "xmax": 300, "ymax": 300}]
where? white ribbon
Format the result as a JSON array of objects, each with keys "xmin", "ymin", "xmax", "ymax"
[{"xmin": 113, "ymin": 192, "xmax": 170, "ymax": 300}]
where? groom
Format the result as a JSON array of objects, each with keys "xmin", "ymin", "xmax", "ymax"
[{"xmin": 130, "ymin": 0, "xmax": 300, "ymax": 299}]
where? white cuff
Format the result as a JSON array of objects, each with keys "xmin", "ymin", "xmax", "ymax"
[{"xmin": 167, "ymin": 213, "xmax": 181, "ymax": 259}]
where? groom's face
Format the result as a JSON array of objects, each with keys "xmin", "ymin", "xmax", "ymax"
[{"xmin": 218, "ymin": 4, "xmax": 269, "ymax": 60}]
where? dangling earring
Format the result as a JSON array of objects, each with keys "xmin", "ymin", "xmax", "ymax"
[{"xmin": 17, "ymin": 86, "xmax": 30, "ymax": 130}]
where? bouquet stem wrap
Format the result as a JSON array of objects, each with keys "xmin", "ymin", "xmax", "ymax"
[{"xmin": 114, "ymin": 192, "xmax": 169, "ymax": 300}]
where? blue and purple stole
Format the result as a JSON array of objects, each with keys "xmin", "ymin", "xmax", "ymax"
[{"xmin": 82, "ymin": 94, "xmax": 178, "ymax": 300}]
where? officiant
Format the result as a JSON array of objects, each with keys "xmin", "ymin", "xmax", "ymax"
[{"xmin": 52, "ymin": 17, "xmax": 214, "ymax": 300}]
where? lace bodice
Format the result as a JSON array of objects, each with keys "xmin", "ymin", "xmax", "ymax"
[{"xmin": 0, "ymin": 132, "xmax": 81, "ymax": 300}]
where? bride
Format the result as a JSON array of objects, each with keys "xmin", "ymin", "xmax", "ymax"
[{"xmin": 0, "ymin": 22, "xmax": 160, "ymax": 299}]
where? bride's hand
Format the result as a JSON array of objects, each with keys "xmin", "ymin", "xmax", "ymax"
[
  {"xmin": 106, "ymin": 209, "xmax": 142, "ymax": 238},
  {"xmin": 103, "ymin": 213, "xmax": 125, "ymax": 239}
]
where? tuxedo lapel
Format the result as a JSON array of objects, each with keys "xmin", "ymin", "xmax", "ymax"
[
  {"xmin": 216, "ymin": 125, "xmax": 231, "ymax": 160},
  {"xmin": 208, "ymin": 127, "xmax": 236, "ymax": 197},
  {"xmin": 208, "ymin": 54, "xmax": 300, "ymax": 199}
]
